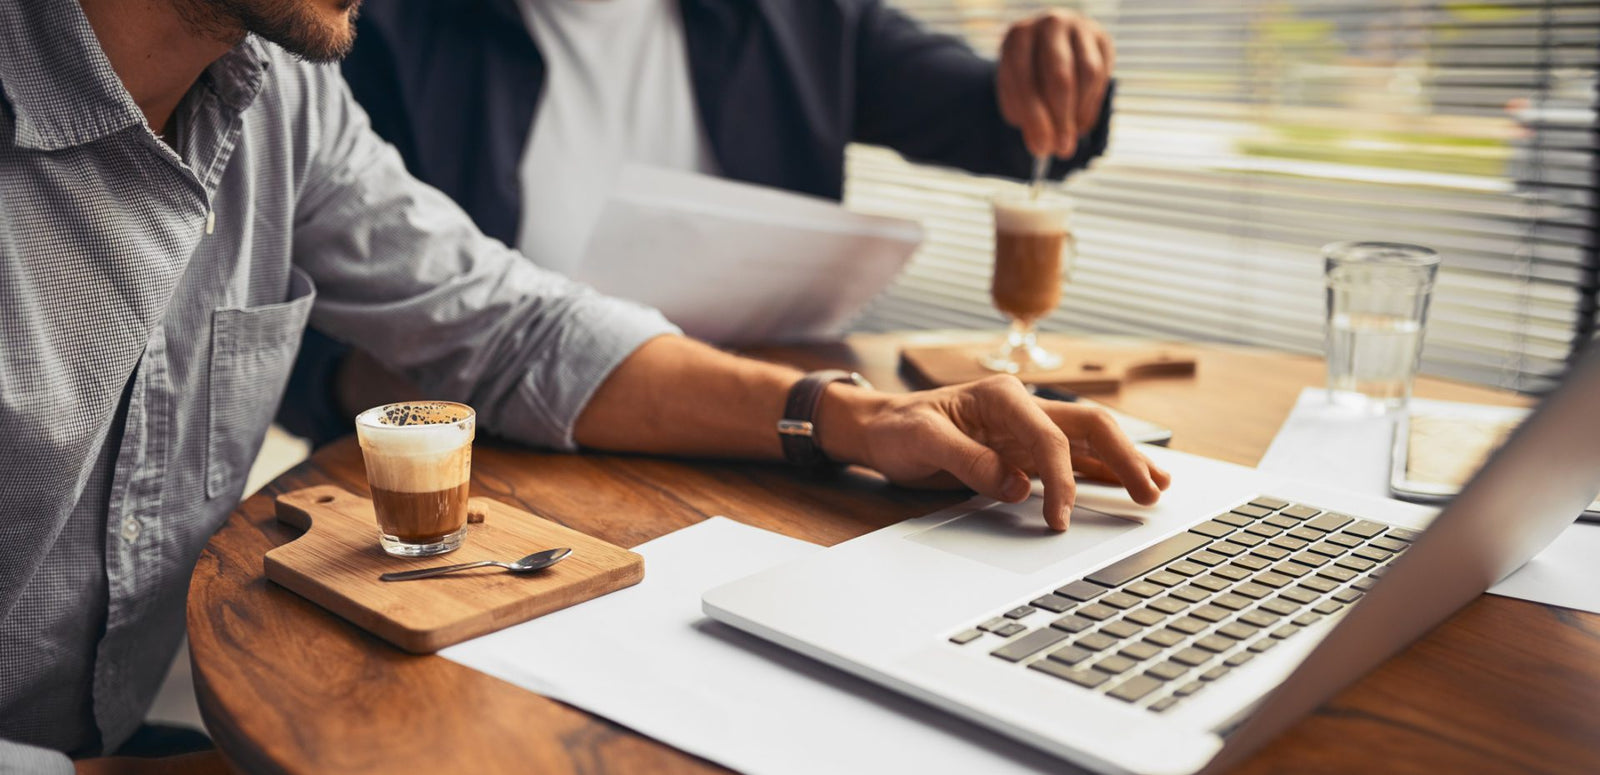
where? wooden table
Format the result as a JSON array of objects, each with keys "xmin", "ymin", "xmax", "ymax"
[{"xmin": 187, "ymin": 334, "xmax": 1600, "ymax": 774}]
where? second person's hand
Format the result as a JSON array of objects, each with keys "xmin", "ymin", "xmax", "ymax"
[
  {"xmin": 815, "ymin": 374, "xmax": 1170, "ymax": 531},
  {"xmin": 995, "ymin": 9, "xmax": 1115, "ymax": 159}
]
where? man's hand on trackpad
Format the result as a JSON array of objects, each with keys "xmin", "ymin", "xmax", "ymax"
[{"xmin": 813, "ymin": 375, "xmax": 1171, "ymax": 531}]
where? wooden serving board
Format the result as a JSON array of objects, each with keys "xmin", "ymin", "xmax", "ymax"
[
  {"xmin": 266, "ymin": 485, "xmax": 643, "ymax": 654},
  {"xmin": 901, "ymin": 336, "xmax": 1197, "ymax": 392}
]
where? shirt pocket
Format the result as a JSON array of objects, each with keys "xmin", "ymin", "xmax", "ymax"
[{"xmin": 206, "ymin": 267, "xmax": 317, "ymax": 500}]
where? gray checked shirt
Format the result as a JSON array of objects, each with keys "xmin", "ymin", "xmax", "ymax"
[{"xmin": 0, "ymin": 1, "xmax": 678, "ymax": 770}]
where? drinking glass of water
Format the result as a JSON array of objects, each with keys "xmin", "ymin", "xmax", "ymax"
[{"xmin": 1323, "ymin": 242, "xmax": 1440, "ymax": 413}]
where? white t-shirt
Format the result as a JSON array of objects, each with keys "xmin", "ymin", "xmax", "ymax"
[{"xmin": 514, "ymin": 0, "xmax": 719, "ymax": 273}]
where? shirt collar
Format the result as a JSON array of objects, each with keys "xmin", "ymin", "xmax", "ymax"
[{"xmin": 0, "ymin": 0, "xmax": 271, "ymax": 152}]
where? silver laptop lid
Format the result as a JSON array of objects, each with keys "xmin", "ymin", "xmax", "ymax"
[{"xmin": 1205, "ymin": 343, "xmax": 1600, "ymax": 773}]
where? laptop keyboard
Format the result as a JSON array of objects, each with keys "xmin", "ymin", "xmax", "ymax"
[{"xmin": 946, "ymin": 496, "xmax": 1417, "ymax": 714}]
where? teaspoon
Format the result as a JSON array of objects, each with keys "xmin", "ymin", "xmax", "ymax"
[{"xmin": 379, "ymin": 547, "xmax": 573, "ymax": 582}]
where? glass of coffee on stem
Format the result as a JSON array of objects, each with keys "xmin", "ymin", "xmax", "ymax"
[
  {"xmin": 982, "ymin": 192, "xmax": 1075, "ymax": 374},
  {"xmin": 355, "ymin": 401, "xmax": 476, "ymax": 557}
]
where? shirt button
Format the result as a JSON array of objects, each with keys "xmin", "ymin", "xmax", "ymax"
[{"xmin": 121, "ymin": 517, "xmax": 141, "ymax": 543}]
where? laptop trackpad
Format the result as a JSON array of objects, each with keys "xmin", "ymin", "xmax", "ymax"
[{"xmin": 904, "ymin": 499, "xmax": 1137, "ymax": 575}]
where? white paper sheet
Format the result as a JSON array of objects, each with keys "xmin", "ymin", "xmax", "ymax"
[
  {"xmin": 571, "ymin": 165, "xmax": 921, "ymax": 344},
  {"xmin": 441, "ymin": 517, "xmax": 1067, "ymax": 775},
  {"xmin": 1258, "ymin": 388, "xmax": 1600, "ymax": 613}
]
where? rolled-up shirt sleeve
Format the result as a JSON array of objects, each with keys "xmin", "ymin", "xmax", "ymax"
[
  {"xmin": 0, "ymin": 738, "xmax": 73, "ymax": 775},
  {"xmin": 288, "ymin": 65, "xmax": 679, "ymax": 450}
]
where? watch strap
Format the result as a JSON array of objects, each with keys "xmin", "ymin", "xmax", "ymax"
[{"xmin": 778, "ymin": 370, "xmax": 857, "ymax": 467}]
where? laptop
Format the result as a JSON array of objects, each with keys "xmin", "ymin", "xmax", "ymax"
[{"xmin": 703, "ymin": 344, "xmax": 1600, "ymax": 775}]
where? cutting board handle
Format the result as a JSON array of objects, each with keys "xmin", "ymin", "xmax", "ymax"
[{"xmin": 275, "ymin": 485, "xmax": 353, "ymax": 532}]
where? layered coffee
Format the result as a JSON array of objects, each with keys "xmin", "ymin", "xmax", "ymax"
[
  {"xmin": 991, "ymin": 199, "xmax": 1072, "ymax": 323},
  {"xmin": 355, "ymin": 401, "xmax": 476, "ymax": 557}
]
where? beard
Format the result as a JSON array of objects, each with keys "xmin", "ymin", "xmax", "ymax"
[{"xmin": 175, "ymin": 0, "xmax": 361, "ymax": 63}]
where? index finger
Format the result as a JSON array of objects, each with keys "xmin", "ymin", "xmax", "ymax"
[
  {"xmin": 1041, "ymin": 401, "xmax": 1164, "ymax": 505},
  {"xmin": 978, "ymin": 379, "xmax": 1079, "ymax": 530}
]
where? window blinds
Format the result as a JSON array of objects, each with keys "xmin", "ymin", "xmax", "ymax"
[{"xmin": 845, "ymin": 0, "xmax": 1600, "ymax": 392}]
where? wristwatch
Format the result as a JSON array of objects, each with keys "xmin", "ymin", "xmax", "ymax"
[{"xmin": 778, "ymin": 370, "xmax": 872, "ymax": 468}]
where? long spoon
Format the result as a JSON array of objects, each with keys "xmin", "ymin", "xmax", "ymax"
[{"xmin": 379, "ymin": 547, "xmax": 573, "ymax": 582}]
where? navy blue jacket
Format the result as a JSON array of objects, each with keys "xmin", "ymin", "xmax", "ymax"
[{"xmin": 340, "ymin": 0, "xmax": 1112, "ymax": 247}]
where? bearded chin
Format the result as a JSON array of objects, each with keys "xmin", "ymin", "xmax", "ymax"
[{"xmin": 178, "ymin": 0, "xmax": 361, "ymax": 63}]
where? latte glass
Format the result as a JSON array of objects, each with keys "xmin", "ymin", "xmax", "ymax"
[
  {"xmin": 355, "ymin": 401, "xmax": 476, "ymax": 557},
  {"xmin": 982, "ymin": 192, "xmax": 1076, "ymax": 373}
]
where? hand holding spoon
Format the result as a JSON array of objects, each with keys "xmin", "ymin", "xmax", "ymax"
[{"xmin": 379, "ymin": 547, "xmax": 573, "ymax": 582}]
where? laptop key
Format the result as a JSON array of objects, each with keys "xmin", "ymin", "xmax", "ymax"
[
  {"xmin": 1387, "ymin": 527, "xmax": 1421, "ymax": 542},
  {"xmin": 1228, "ymin": 532, "xmax": 1265, "ymax": 548},
  {"xmin": 1335, "ymin": 556, "xmax": 1376, "ymax": 573},
  {"xmin": 995, "ymin": 623, "xmax": 1027, "ymax": 637},
  {"xmin": 1273, "ymin": 561, "xmax": 1314, "ymax": 578},
  {"xmin": 1261, "ymin": 598, "xmax": 1302, "ymax": 616},
  {"xmin": 1108, "ymin": 675, "xmax": 1163, "ymax": 703},
  {"xmin": 1239, "ymin": 610, "xmax": 1280, "ymax": 628},
  {"xmin": 1253, "ymin": 571, "xmax": 1293, "ymax": 588},
  {"xmin": 1317, "ymin": 565, "xmax": 1358, "ymax": 583},
  {"xmin": 1145, "ymin": 629, "xmax": 1187, "ymax": 648},
  {"xmin": 1270, "ymin": 536, "xmax": 1309, "ymax": 552},
  {"xmin": 1057, "ymin": 580, "xmax": 1108, "ymax": 601},
  {"xmin": 978, "ymin": 617, "xmax": 1010, "ymax": 632},
  {"xmin": 1313, "ymin": 600, "xmax": 1345, "ymax": 615},
  {"xmin": 1192, "ymin": 575, "xmax": 1231, "ymax": 592},
  {"xmin": 1148, "ymin": 597, "xmax": 1190, "ymax": 615},
  {"xmin": 1100, "ymin": 620, "xmax": 1142, "ymax": 639},
  {"xmin": 1245, "ymin": 522, "xmax": 1284, "ymax": 538},
  {"xmin": 1126, "ymin": 607, "xmax": 1168, "ymax": 626},
  {"xmin": 1145, "ymin": 571, "xmax": 1186, "ymax": 587},
  {"xmin": 1249, "ymin": 496, "xmax": 1291, "ymax": 510},
  {"xmin": 1201, "ymin": 665, "xmax": 1231, "ymax": 681},
  {"xmin": 1030, "ymin": 594, "xmax": 1076, "ymax": 613},
  {"xmin": 1004, "ymin": 606, "xmax": 1036, "ymax": 620},
  {"xmin": 1051, "ymin": 614, "xmax": 1095, "ymax": 633},
  {"xmin": 1353, "ymin": 546, "xmax": 1393, "ymax": 563},
  {"xmin": 1352, "ymin": 577, "xmax": 1378, "ymax": 592},
  {"xmin": 1327, "ymin": 532, "xmax": 1364, "ymax": 548},
  {"xmin": 1048, "ymin": 644, "xmax": 1093, "ymax": 665},
  {"xmin": 1190, "ymin": 521, "xmax": 1236, "ymax": 539},
  {"xmin": 1271, "ymin": 624, "xmax": 1301, "ymax": 639},
  {"xmin": 1213, "ymin": 565, "xmax": 1251, "ymax": 581},
  {"xmin": 1125, "ymin": 581, "xmax": 1165, "ymax": 599},
  {"xmin": 1225, "ymin": 651, "xmax": 1257, "ymax": 667},
  {"xmin": 1252, "ymin": 545, "xmax": 1291, "ymax": 561},
  {"xmin": 1281, "ymin": 504, "xmax": 1322, "ymax": 520},
  {"xmin": 1332, "ymin": 588, "xmax": 1363, "ymax": 604},
  {"xmin": 1233, "ymin": 582, "xmax": 1272, "ymax": 599},
  {"xmin": 992, "ymin": 628, "xmax": 1070, "ymax": 662},
  {"xmin": 1280, "ymin": 586, "xmax": 1319, "ymax": 605},
  {"xmin": 1194, "ymin": 635, "xmax": 1234, "ymax": 653},
  {"xmin": 1370, "ymin": 536, "xmax": 1409, "ymax": 553},
  {"xmin": 1119, "ymin": 642, "xmax": 1161, "ymax": 661},
  {"xmin": 1167, "ymin": 560, "xmax": 1207, "ymax": 577},
  {"xmin": 1076, "ymin": 604, "xmax": 1118, "ymax": 621},
  {"xmin": 1344, "ymin": 520, "xmax": 1388, "ymax": 538},
  {"xmin": 1305, "ymin": 512, "xmax": 1354, "ymax": 532},
  {"xmin": 1030, "ymin": 659, "xmax": 1109, "ymax": 688},
  {"xmin": 1084, "ymin": 532, "xmax": 1211, "ymax": 587},
  {"xmin": 1287, "ymin": 527, "xmax": 1323, "ymax": 542},
  {"xmin": 1145, "ymin": 661, "xmax": 1189, "ymax": 681},
  {"xmin": 1190, "ymin": 605, "xmax": 1230, "ymax": 623},
  {"xmin": 1215, "ymin": 512, "xmax": 1255, "ymax": 528},
  {"xmin": 1299, "ymin": 576, "xmax": 1338, "ymax": 594},
  {"xmin": 1208, "ymin": 542, "xmax": 1247, "ymax": 558},
  {"xmin": 949, "ymin": 629, "xmax": 984, "ymax": 645},
  {"xmin": 1100, "ymin": 592, "xmax": 1142, "ymax": 610},
  {"xmin": 1264, "ymin": 515, "xmax": 1299, "ymax": 530},
  {"xmin": 1175, "ymin": 681, "xmax": 1205, "ymax": 697},
  {"xmin": 1307, "ymin": 541, "xmax": 1347, "ymax": 557},
  {"xmin": 1171, "ymin": 585, "xmax": 1212, "ymax": 603},
  {"xmin": 1212, "ymin": 593, "xmax": 1252, "ymax": 611},
  {"xmin": 1290, "ymin": 551, "xmax": 1329, "ymax": 568},
  {"xmin": 1094, "ymin": 655, "xmax": 1138, "ymax": 675},
  {"xmin": 1236, "ymin": 503, "xmax": 1277, "ymax": 517},
  {"xmin": 1077, "ymin": 633, "xmax": 1118, "ymax": 651},
  {"xmin": 1293, "ymin": 612, "xmax": 1324, "ymax": 627},
  {"xmin": 1248, "ymin": 638, "xmax": 1279, "ymax": 653},
  {"xmin": 1232, "ymin": 555, "xmax": 1271, "ymax": 571},
  {"xmin": 1170, "ymin": 648, "xmax": 1213, "ymax": 667},
  {"xmin": 1187, "ymin": 551, "xmax": 1227, "ymax": 567},
  {"xmin": 1218, "ymin": 622, "xmax": 1256, "ymax": 640},
  {"xmin": 1149, "ymin": 696, "xmax": 1180, "ymax": 713},
  {"xmin": 1167, "ymin": 616, "xmax": 1208, "ymax": 635}
]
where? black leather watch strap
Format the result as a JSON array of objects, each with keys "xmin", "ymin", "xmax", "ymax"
[{"xmin": 778, "ymin": 370, "xmax": 867, "ymax": 468}]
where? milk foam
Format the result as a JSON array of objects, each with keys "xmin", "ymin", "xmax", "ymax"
[
  {"xmin": 994, "ymin": 199, "xmax": 1070, "ymax": 234},
  {"xmin": 356, "ymin": 402, "xmax": 475, "ymax": 493}
]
